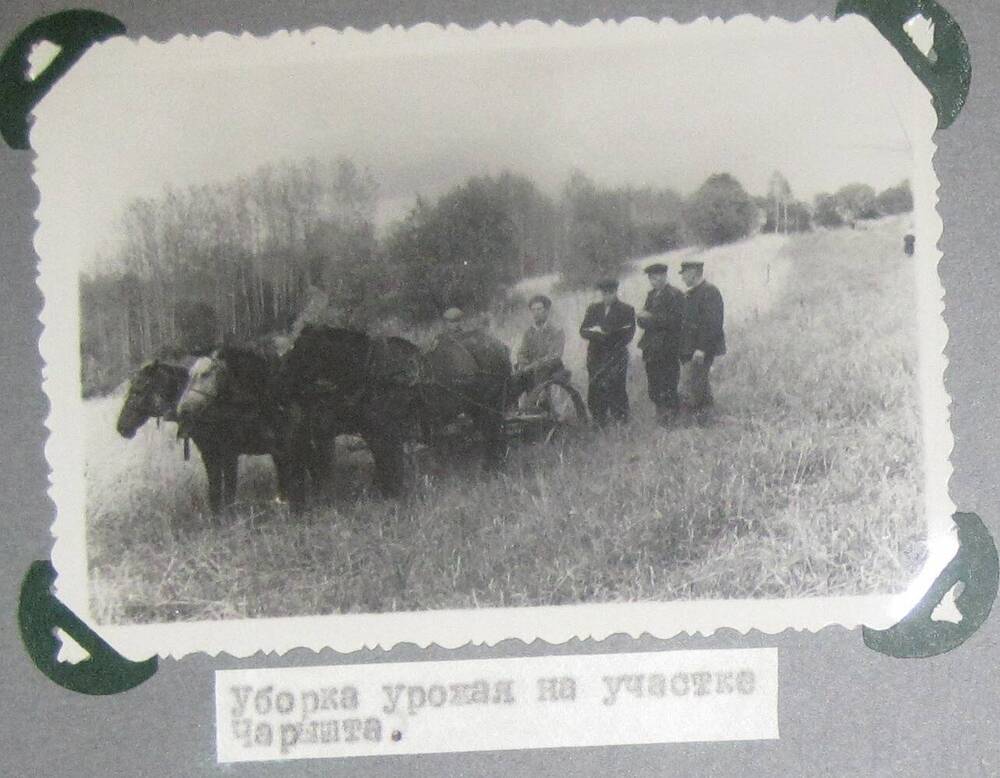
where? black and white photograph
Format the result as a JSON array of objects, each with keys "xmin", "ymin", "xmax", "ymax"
[{"xmin": 33, "ymin": 16, "xmax": 952, "ymax": 657}]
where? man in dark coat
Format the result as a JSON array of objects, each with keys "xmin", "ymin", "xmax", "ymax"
[
  {"xmin": 636, "ymin": 262, "xmax": 684, "ymax": 426},
  {"xmin": 579, "ymin": 278, "xmax": 636, "ymax": 425},
  {"xmin": 678, "ymin": 260, "xmax": 726, "ymax": 417}
]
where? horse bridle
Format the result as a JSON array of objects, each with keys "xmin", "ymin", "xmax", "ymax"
[
  {"xmin": 180, "ymin": 381, "xmax": 221, "ymax": 403},
  {"xmin": 181, "ymin": 356, "xmax": 250, "ymax": 407},
  {"xmin": 185, "ymin": 354, "xmax": 296, "ymax": 429},
  {"xmin": 127, "ymin": 364, "xmax": 179, "ymax": 423}
]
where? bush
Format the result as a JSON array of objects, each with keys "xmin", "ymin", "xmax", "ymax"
[
  {"xmin": 683, "ymin": 173, "xmax": 756, "ymax": 247},
  {"xmin": 384, "ymin": 180, "xmax": 522, "ymax": 321},
  {"xmin": 786, "ymin": 201, "xmax": 813, "ymax": 232},
  {"xmin": 814, "ymin": 183, "xmax": 891, "ymax": 230},
  {"xmin": 836, "ymin": 183, "xmax": 880, "ymax": 221},
  {"xmin": 876, "ymin": 181, "xmax": 913, "ymax": 215},
  {"xmin": 814, "ymin": 193, "xmax": 845, "ymax": 228}
]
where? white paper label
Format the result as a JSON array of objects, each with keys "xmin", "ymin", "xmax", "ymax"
[{"xmin": 215, "ymin": 648, "xmax": 778, "ymax": 761}]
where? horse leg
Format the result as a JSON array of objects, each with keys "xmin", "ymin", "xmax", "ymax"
[
  {"xmin": 366, "ymin": 429, "xmax": 405, "ymax": 497},
  {"xmin": 221, "ymin": 452, "xmax": 239, "ymax": 511},
  {"xmin": 309, "ymin": 436, "xmax": 337, "ymax": 502},
  {"xmin": 273, "ymin": 453, "xmax": 288, "ymax": 502},
  {"xmin": 283, "ymin": 427, "xmax": 311, "ymax": 516},
  {"xmin": 273, "ymin": 452, "xmax": 306, "ymax": 516},
  {"xmin": 409, "ymin": 391, "xmax": 434, "ymax": 444},
  {"xmin": 202, "ymin": 447, "xmax": 223, "ymax": 517},
  {"xmin": 287, "ymin": 452, "xmax": 310, "ymax": 515},
  {"xmin": 485, "ymin": 422, "xmax": 506, "ymax": 469},
  {"xmin": 474, "ymin": 407, "xmax": 506, "ymax": 470}
]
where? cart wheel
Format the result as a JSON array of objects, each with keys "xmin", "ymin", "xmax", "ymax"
[{"xmin": 539, "ymin": 380, "xmax": 588, "ymax": 441}]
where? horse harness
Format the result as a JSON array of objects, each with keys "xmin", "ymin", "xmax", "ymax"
[{"xmin": 175, "ymin": 356, "xmax": 281, "ymax": 460}]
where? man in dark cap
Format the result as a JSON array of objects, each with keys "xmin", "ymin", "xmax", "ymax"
[
  {"xmin": 442, "ymin": 306, "xmax": 465, "ymax": 332},
  {"xmin": 579, "ymin": 278, "xmax": 636, "ymax": 425},
  {"xmin": 431, "ymin": 307, "xmax": 470, "ymax": 350},
  {"xmin": 637, "ymin": 262, "xmax": 684, "ymax": 426},
  {"xmin": 678, "ymin": 260, "xmax": 726, "ymax": 419},
  {"xmin": 430, "ymin": 306, "xmax": 480, "ymax": 376}
]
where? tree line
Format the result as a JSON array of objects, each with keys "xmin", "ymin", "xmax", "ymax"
[{"xmin": 81, "ymin": 158, "xmax": 912, "ymax": 396}]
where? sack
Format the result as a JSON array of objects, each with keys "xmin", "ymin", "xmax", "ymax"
[{"xmin": 459, "ymin": 330, "xmax": 511, "ymax": 377}]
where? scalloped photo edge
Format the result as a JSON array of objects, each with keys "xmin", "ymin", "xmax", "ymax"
[{"xmin": 32, "ymin": 15, "xmax": 954, "ymax": 660}]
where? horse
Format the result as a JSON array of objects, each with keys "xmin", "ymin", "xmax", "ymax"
[
  {"xmin": 283, "ymin": 324, "xmax": 512, "ymax": 488},
  {"xmin": 116, "ymin": 357, "xmax": 266, "ymax": 516},
  {"xmin": 174, "ymin": 345, "xmax": 318, "ymax": 515},
  {"xmin": 277, "ymin": 325, "xmax": 426, "ymax": 509},
  {"xmin": 116, "ymin": 359, "xmax": 190, "ymax": 439}
]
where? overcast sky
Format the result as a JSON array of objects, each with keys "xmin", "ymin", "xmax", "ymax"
[{"xmin": 32, "ymin": 16, "xmax": 928, "ymax": 274}]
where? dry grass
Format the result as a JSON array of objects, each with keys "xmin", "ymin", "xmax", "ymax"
[{"xmin": 84, "ymin": 217, "xmax": 926, "ymax": 624}]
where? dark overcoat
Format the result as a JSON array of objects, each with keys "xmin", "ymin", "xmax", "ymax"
[
  {"xmin": 579, "ymin": 299, "xmax": 636, "ymax": 370},
  {"xmin": 637, "ymin": 285, "xmax": 684, "ymax": 360},
  {"xmin": 680, "ymin": 281, "xmax": 726, "ymax": 359}
]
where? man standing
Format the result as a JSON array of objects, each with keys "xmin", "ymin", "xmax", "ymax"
[
  {"xmin": 678, "ymin": 260, "xmax": 726, "ymax": 419},
  {"xmin": 579, "ymin": 278, "xmax": 636, "ymax": 426},
  {"xmin": 513, "ymin": 295, "xmax": 566, "ymax": 401},
  {"xmin": 636, "ymin": 262, "xmax": 684, "ymax": 426}
]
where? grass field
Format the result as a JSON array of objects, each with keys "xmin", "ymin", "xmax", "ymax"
[{"xmin": 84, "ymin": 216, "xmax": 926, "ymax": 623}]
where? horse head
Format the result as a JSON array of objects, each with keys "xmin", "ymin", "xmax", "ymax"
[{"xmin": 116, "ymin": 360, "xmax": 189, "ymax": 439}]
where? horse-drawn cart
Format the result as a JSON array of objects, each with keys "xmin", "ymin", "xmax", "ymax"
[
  {"xmin": 502, "ymin": 374, "xmax": 588, "ymax": 444},
  {"xmin": 118, "ymin": 326, "xmax": 590, "ymax": 513},
  {"xmin": 411, "ymin": 372, "xmax": 588, "ymax": 452}
]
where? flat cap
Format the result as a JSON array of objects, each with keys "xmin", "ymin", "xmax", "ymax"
[
  {"xmin": 442, "ymin": 307, "xmax": 464, "ymax": 321},
  {"xmin": 595, "ymin": 278, "xmax": 619, "ymax": 292},
  {"xmin": 680, "ymin": 260, "xmax": 705, "ymax": 271},
  {"xmin": 643, "ymin": 262, "xmax": 669, "ymax": 275}
]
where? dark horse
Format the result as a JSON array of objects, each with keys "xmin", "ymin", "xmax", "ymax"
[
  {"xmin": 116, "ymin": 360, "xmax": 189, "ymax": 439},
  {"xmin": 278, "ymin": 325, "xmax": 426, "ymax": 509},
  {"xmin": 173, "ymin": 346, "xmax": 317, "ymax": 515},
  {"xmin": 116, "ymin": 358, "xmax": 257, "ymax": 515},
  {"xmin": 280, "ymin": 324, "xmax": 512, "ymax": 507}
]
